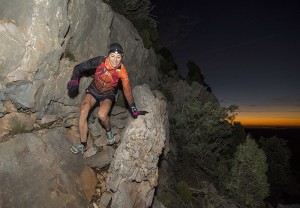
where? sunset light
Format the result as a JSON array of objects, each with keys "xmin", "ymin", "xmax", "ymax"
[{"xmin": 236, "ymin": 110, "xmax": 300, "ymax": 127}]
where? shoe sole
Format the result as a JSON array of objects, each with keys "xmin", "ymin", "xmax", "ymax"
[
  {"xmin": 70, "ymin": 147, "xmax": 80, "ymax": 154},
  {"xmin": 70, "ymin": 146, "xmax": 86, "ymax": 154},
  {"xmin": 107, "ymin": 138, "xmax": 115, "ymax": 145}
]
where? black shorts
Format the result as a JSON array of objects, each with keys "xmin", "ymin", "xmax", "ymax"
[{"xmin": 86, "ymin": 85, "xmax": 115, "ymax": 104}]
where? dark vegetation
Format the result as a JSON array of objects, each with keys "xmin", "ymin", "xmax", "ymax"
[
  {"xmin": 104, "ymin": 1, "xmax": 298, "ymax": 206},
  {"xmin": 163, "ymin": 94, "xmax": 270, "ymax": 207},
  {"xmin": 157, "ymin": 47, "xmax": 178, "ymax": 75},
  {"xmin": 186, "ymin": 60, "xmax": 212, "ymax": 92},
  {"xmin": 247, "ymin": 127, "xmax": 300, "ymax": 205}
]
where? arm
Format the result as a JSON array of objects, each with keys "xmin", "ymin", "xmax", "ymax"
[
  {"xmin": 67, "ymin": 56, "xmax": 103, "ymax": 92},
  {"xmin": 71, "ymin": 56, "xmax": 103, "ymax": 78},
  {"xmin": 119, "ymin": 66, "xmax": 139, "ymax": 118},
  {"xmin": 118, "ymin": 66, "xmax": 134, "ymax": 105}
]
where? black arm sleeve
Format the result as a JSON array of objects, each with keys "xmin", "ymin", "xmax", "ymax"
[{"xmin": 71, "ymin": 56, "xmax": 103, "ymax": 79}]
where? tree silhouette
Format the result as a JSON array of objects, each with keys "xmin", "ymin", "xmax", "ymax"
[
  {"xmin": 187, "ymin": 60, "xmax": 211, "ymax": 92},
  {"xmin": 187, "ymin": 60, "xmax": 204, "ymax": 83},
  {"xmin": 157, "ymin": 47, "xmax": 179, "ymax": 75},
  {"xmin": 259, "ymin": 136, "xmax": 292, "ymax": 196}
]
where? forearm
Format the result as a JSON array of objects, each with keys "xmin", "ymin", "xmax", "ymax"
[{"xmin": 122, "ymin": 81, "xmax": 134, "ymax": 106}]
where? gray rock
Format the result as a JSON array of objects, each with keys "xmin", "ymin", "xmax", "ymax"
[
  {"xmin": 0, "ymin": 89, "xmax": 6, "ymax": 117},
  {"xmin": 84, "ymin": 146, "xmax": 115, "ymax": 168},
  {"xmin": 111, "ymin": 105, "xmax": 128, "ymax": 116},
  {"xmin": 83, "ymin": 146, "xmax": 99, "ymax": 158},
  {"xmin": 0, "ymin": 0, "xmax": 160, "ymax": 122},
  {"xmin": 0, "ymin": 127, "xmax": 97, "ymax": 208},
  {"xmin": 36, "ymin": 114, "xmax": 58, "ymax": 127},
  {"xmin": 5, "ymin": 82, "xmax": 35, "ymax": 109},
  {"xmin": 0, "ymin": 21, "xmax": 26, "ymax": 78},
  {"xmin": 111, "ymin": 117, "xmax": 128, "ymax": 129},
  {"xmin": 99, "ymin": 192, "xmax": 113, "ymax": 208},
  {"xmin": 103, "ymin": 85, "xmax": 169, "ymax": 208},
  {"xmin": 0, "ymin": 91, "xmax": 5, "ymax": 100},
  {"xmin": 0, "ymin": 0, "xmax": 35, "ymax": 25}
]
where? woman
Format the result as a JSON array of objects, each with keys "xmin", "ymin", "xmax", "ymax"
[{"xmin": 67, "ymin": 43, "xmax": 138, "ymax": 154}]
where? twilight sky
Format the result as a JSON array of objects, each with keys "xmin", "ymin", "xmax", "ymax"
[{"xmin": 151, "ymin": 0, "xmax": 300, "ymax": 126}]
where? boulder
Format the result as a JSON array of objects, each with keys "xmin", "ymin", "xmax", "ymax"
[
  {"xmin": 0, "ymin": 127, "xmax": 97, "ymax": 208},
  {"xmin": 101, "ymin": 85, "xmax": 169, "ymax": 208},
  {"xmin": 36, "ymin": 114, "xmax": 58, "ymax": 127},
  {"xmin": 84, "ymin": 146, "xmax": 116, "ymax": 168}
]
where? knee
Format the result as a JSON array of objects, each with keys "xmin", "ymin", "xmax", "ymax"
[
  {"xmin": 79, "ymin": 103, "xmax": 91, "ymax": 118},
  {"xmin": 98, "ymin": 111, "xmax": 108, "ymax": 122}
]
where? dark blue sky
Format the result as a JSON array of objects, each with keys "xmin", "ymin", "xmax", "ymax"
[{"xmin": 151, "ymin": 0, "xmax": 300, "ymax": 126}]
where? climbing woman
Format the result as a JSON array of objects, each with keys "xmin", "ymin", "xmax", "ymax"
[{"xmin": 67, "ymin": 43, "xmax": 139, "ymax": 154}]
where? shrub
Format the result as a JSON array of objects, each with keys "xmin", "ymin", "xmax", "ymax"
[
  {"xmin": 158, "ymin": 86, "xmax": 174, "ymax": 102},
  {"xmin": 167, "ymin": 92, "xmax": 246, "ymax": 207},
  {"xmin": 225, "ymin": 121, "xmax": 246, "ymax": 157},
  {"xmin": 171, "ymin": 94, "xmax": 235, "ymax": 178},
  {"xmin": 226, "ymin": 136, "xmax": 269, "ymax": 207},
  {"xmin": 176, "ymin": 180, "xmax": 193, "ymax": 202},
  {"xmin": 157, "ymin": 191, "xmax": 173, "ymax": 207},
  {"xmin": 64, "ymin": 49, "xmax": 76, "ymax": 61},
  {"xmin": 139, "ymin": 29, "xmax": 152, "ymax": 49},
  {"xmin": 9, "ymin": 116, "xmax": 27, "ymax": 135}
]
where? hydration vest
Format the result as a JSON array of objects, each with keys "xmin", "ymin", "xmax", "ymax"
[{"xmin": 93, "ymin": 58, "xmax": 122, "ymax": 92}]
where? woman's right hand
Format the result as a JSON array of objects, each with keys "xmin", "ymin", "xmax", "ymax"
[{"xmin": 67, "ymin": 78, "xmax": 79, "ymax": 92}]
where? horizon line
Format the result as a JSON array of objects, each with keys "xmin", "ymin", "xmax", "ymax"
[{"xmin": 243, "ymin": 125, "xmax": 300, "ymax": 128}]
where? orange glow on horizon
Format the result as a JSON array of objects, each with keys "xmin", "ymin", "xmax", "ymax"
[{"xmin": 236, "ymin": 110, "xmax": 300, "ymax": 127}]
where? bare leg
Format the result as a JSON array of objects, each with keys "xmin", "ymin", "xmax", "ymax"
[
  {"xmin": 78, "ymin": 94, "xmax": 96, "ymax": 142},
  {"xmin": 98, "ymin": 99, "xmax": 113, "ymax": 131}
]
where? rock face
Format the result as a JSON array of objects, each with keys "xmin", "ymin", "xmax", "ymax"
[
  {"xmin": 0, "ymin": 1, "xmax": 168, "ymax": 207},
  {"xmin": 99, "ymin": 85, "xmax": 169, "ymax": 208},
  {"xmin": 0, "ymin": 84, "xmax": 169, "ymax": 208},
  {"xmin": 0, "ymin": 0, "xmax": 159, "ymax": 128},
  {"xmin": 0, "ymin": 127, "xmax": 97, "ymax": 208}
]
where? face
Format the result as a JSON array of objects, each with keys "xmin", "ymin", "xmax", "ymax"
[{"xmin": 108, "ymin": 53, "xmax": 122, "ymax": 67}]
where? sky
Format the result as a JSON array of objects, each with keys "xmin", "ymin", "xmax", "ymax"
[{"xmin": 151, "ymin": 0, "xmax": 300, "ymax": 127}]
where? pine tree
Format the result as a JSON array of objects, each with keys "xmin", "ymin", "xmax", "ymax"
[{"xmin": 226, "ymin": 136, "xmax": 269, "ymax": 207}]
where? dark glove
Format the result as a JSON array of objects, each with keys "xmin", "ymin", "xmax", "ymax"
[
  {"xmin": 67, "ymin": 77, "xmax": 79, "ymax": 92},
  {"xmin": 130, "ymin": 103, "xmax": 139, "ymax": 119}
]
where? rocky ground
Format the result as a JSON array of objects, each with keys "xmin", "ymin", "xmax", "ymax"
[
  {"xmin": 1, "ymin": 85, "xmax": 168, "ymax": 208},
  {"xmin": 89, "ymin": 168, "xmax": 110, "ymax": 208},
  {"xmin": 85, "ymin": 106, "xmax": 128, "ymax": 208}
]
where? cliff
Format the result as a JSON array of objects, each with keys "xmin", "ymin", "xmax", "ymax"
[
  {"xmin": 0, "ymin": 0, "xmax": 159, "ymax": 126},
  {"xmin": 0, "ymin": 1, "xmax": 166, "ymax": 208}
]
